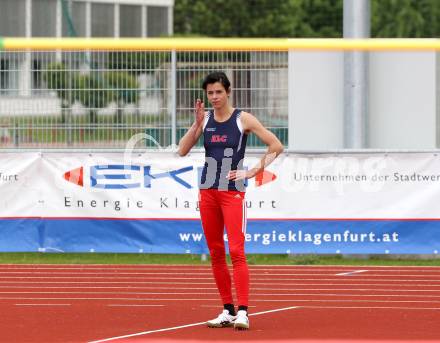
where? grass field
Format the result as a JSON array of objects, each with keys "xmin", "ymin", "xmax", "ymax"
[{"xmin": 0, "ymin": 253, "xmax": 439, "ymax": 266}]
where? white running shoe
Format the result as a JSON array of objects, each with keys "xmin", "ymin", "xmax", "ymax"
[
  {"xmin": 206, "ymin": 309, "xmax": 236, "ymax": 328},
  {"xmin": 234, "ymin": 310, "xmax": 249, "ymax": 330}
]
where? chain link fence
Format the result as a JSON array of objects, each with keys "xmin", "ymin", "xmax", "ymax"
[{"xmin": 0, "ymin": 50, "xmax": 288, "ymax": 149}]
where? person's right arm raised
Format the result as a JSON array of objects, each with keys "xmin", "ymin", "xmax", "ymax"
[{"xmin": 177, "ymin": 99, "xmax": 205, "ymax": 156}]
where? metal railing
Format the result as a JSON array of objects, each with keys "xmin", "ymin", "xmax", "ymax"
[
  {"xmin": 1, "ymin": 37, "xmax": 440, "ymax": 149},
  {"xmin": 0, "ymin": 39, "xmax": 292, "ymax": 148}
]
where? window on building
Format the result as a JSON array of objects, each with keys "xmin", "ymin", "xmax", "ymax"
[
  {"xmin": 62, "ymin": 1, "xmax": 87, "ymax": 37},
  {"xmin": 2, "ymin": 56, "xmax": 20, "ymax": 96},
  {"xmin": 0, "ymin": 60, "xmax": 10, "ymax": 94},
  {"xmin": 147, "ymin": 6, "xmax": 169, "ymax": 37},
  {"xmin": 91, "ymin": 3, "xmax": 114, "ymax": 37},
  {"xmin": 32, "ymin": 59, "xmax": 48, "ymax": 94},
  {"xmin": 0, "ymin": 0, "xmax": 26, "ymax": 36},
  {"xmin": 32, "ymin": 0, "xmax": 57, "ymax": 37},
  {"xmin": 120, "ymin": 5, "xmax": 142, "ymax": 37}
]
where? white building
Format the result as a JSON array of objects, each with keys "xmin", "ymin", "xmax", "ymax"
[{"xmin": 0, "ymin": 0, "xmax": 174, "ymax": 116}]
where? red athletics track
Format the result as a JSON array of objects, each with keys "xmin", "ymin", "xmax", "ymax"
[{"xmin": 0, "ymin": 265, "xmax": 439, "ymax": 342}]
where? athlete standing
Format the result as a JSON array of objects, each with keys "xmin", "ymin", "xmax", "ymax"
[{"xmin": 178, "ymin": 72, "xmax": 283, "ymax": 330}]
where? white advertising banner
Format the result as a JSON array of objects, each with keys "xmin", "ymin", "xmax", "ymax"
[{"xmin": 0, "ymin": 151, "xmax": 440, "ymax": 253}]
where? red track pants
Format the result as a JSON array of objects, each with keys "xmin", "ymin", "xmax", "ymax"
[{"xmin": 199, "ymin": 189, "xmax": 249, "ymax": 307}]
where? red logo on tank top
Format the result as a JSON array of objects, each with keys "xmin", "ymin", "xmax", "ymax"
[{"xmin": 211, "ymin": 134, "xmax": 227, "ymax": 143}]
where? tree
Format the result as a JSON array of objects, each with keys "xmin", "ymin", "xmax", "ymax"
[
  {"xmin": 299, "ymin": 0, "xmax": 342, "ymax": 37},
  {"xmin": 103, "ymin": 71, "xmax": 139, "ymax": 122},
  {"xmin": 372, "ymin": 0, "xmax": 440, "ymax": 37},
  {"xmin": 372, "ymin": 0, "xmax": 425, "ymax": 37},
  {"xmin": 174, "ymin": 0, "xmax": 332, "ymax": 38},
  {"xmin": 72, "ymin": 73, "xmax": 115, "ymax": 123},
  {"xmin": 44, "ymin": 63, "xmax": 138, "ymax": 124},
  {"xmin": 174, "ymin": 0, "xmax": 440, "ymax": 38}
]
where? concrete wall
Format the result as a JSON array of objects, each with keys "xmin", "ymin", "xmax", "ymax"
[
  {"xmin": 288, "ymin": 51, "xmax": 437, "ymax": 150},
  {"xmin": 288, "ymin": 52, "xmax": 344, "ymax": 150},
  {"xmin": 369, "ymin": 52, "xmax": 437, "ymax": 149}
]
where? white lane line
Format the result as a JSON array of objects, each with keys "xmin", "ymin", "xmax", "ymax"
[
  {"xmin": 247, "ymin": 277, "xmax": 440, "ymax": 283},
  {"xmin": 249, "ymin": 306, "xmax": 300, "ymax": 315},
  {"xmin": 3, "ymin": 297, "xmax": 440, "ymax": 303},
  {"xmin": 4, "ymin": 270, "xmax": 440, "ymax": 277},
  {"xmin": 14, "ymin": 303, "xmax": 72, "ymax": 306},
  {"xmin": 4, "ymin": 276, "xmax": 440, "ymax": 283},
  {"xmin": 108, "ymin": 304, "xmax": 165, "ymax": 307},
  {"xmin": 2, "ymin": 291, "xmax": 440, "ymax": 298},
  {"xmin": 0, "ymin": 267, "xmax": 213, "ymax": 271},
  {"xmin": 199, "ymin": 305, "xmax": 257, "ymax": 308},
  {"xmin": 336, "ymin": 270, "xmax": 369, "ymax": 276},
  {"xmin": 0, "ymin": 286, "xmax": 219, "ymax": 290},
  {"xmin": 0, "ymin": 271, "xmax": 376, "ymax": 277},
  {"xmin": 0, "ymin": 263, "xmax": 438, "ymax": 267},
  {"xmin": 0, "ymin": 276, "xmax": 215, "ymax": 280},
  {"xmin": 88, "ymin": 305, "xmax": 300, "ymax": 343},
  {"xmin": 1, "ymin": 297, "xmax": 221, "ymax": 301},
  {"xmin": 1, "ymin": 281, "xmax": 440, "ymax": 288},
  {"xmin": 0, "ymin": 272, "xmax": 213, "ymax": 276},
  {"xmin": 340, "ymin": 273, "xmax": 440, "ymax": 277},
  {"xmin": 249, "ymin": 265, "xmax": 440, "ymax": 269},
  {"xmin": 0, "ymin": 281, "xmax": 216, "ymax": 285},
  {"xmin": 255, "ymin": 288, "xmax": 440, "ymax": 293},
  {"xmin": 3, "ymin": 269, "xmax": 436, "ymax": 275},
  {"xmin": 301, "ymin": 305, "xmax": 440, "ymax": 310},
  {"xmin": 89, "ymin": 320, "xmax": 201, "ymax": 342},
  {"xmin": 1, "ymin": 265, "xmax": 439, "ymax": 271},
  {"xmin": 0, "ymin": 271, "xmax": 386, "ymax": 276},
  {"xmin": 2, "ymin": 285, "xmax": 440, "ymax": 293},
  {"xmin": 3, "ymin": 281, "xmax": 440, "ymax": 289},
  {"xmin": 0, "ymin": 291, "xmax": 221, "ymax": 295}
]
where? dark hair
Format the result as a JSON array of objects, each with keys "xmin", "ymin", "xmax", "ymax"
[{"xmin": 202, "ymin": 71, "xmax": 231, "ymax": 91}]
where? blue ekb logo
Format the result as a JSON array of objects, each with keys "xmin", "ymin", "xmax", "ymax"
[
  {"xmin": 63, "ymin": 165, "xmax": 194, "ymax": 189},
  {"xmin": 63, "ymin": 164, "xmax": 254, "ymax": 190}
]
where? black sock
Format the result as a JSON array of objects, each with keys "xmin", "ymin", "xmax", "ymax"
[
  {"xmin": 238, "ymin": 305, "xmax": 248, "ymax": 313},
  {"xmin": 223, "ymin": 303, "xmax": 236, "ymax": 316}
]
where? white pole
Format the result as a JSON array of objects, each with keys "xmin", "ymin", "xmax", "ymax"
[
  {"xmin": 343, "ymin": 0, "xmax": 370, "ymax": 148},
  {"xmin": 56, "ymin": 0, "xmax": 62, "ymax": 61},
  {"xmin": 114, "ymin": 3, "xmax": 120, "ymax": 38},
  {"xmin": 20, "ymin": 0, "xmax": 32, "ymax": 97},
  {"xmin": 287, "ymin": 51, "xmax": 294, "ymax": 150},
  {"xmin": 171, "ymin": 50, "xmax": 177, "ymax": 147},
  {"xmin": 141, "ymin": 5, "xmax": 147, "ymax": 38}
]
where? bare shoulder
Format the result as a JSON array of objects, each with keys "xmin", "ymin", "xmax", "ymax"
[
  {"xmin": 239, "ymin": 111, "xmax": 263, "ymax": 132},
  {"xmin": 239, "ymin": 110, "xmax": 283, "ymax": 152},
  {"xmin": 239, "ymin": 111, "xmax": 253, "ymax": 120}
]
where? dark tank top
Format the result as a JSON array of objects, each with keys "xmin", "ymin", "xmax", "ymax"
[{"xmin": 200, "ymin": 109, "xmax": 248, "ymax": 191}]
